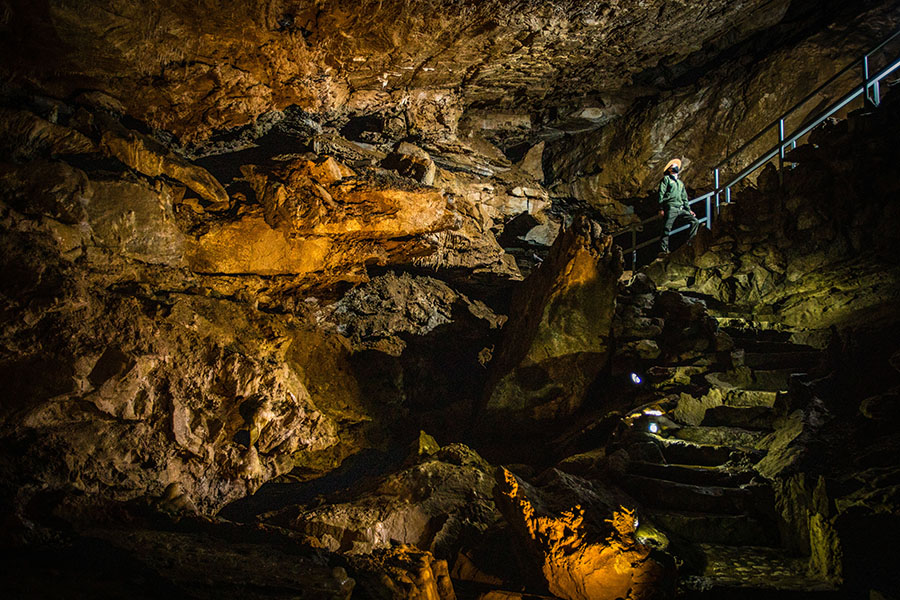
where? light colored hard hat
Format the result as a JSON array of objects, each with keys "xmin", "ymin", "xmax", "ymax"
[{"xmin": 664, "ymin": 158, "xmax": 682, "ymax": 173}]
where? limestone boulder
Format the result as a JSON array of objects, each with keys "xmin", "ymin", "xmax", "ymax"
[
  {"xmin": 0, "ymin": 159, "xmax": 92, "ymax": 224},
  {"xmin": 186, "ymin": 157, "xmax": 459, "ymax": 283},
  {"xmin": 326, "ymin": 271, "xmax": 505, "ymax": 356},
  {"xmin": 244, "ymin": 159, "xmax": 452, "ymax": 238},
  {"xmin": 481, "ymin": 216, "xmax": 623, "ymax": 432},
  {"xmin": 0, "ymin": 107, "xmax": 96, "ymax": 160},
  {"xmin": 261, "ymin": 443, "xmax": 500, "ymax": 559}
]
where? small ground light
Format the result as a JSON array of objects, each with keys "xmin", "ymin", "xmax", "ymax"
[
  {"xmin": 630, "ymin": 373, "xmax": 642, "ymax": 384},
  {"xmin": 648, "ymin": 422, "xmax": 659, "ymax": 433}
]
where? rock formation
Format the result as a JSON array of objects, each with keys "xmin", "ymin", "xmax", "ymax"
[
  {"xmin": 1, "ymin": 1, "xmax": 900, "ymax": 598},
  {"xmin": 494, "ymin": 468, "xmax": 669, "ymax": 600},
  {"xmin": 480, "ymin": 216, "xmax": 622, "ymax": 436}
]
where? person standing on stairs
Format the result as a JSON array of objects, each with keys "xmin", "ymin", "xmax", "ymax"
[{"xmin": 658, "ymin": 158, "xmax": 700, "ymax": 254}]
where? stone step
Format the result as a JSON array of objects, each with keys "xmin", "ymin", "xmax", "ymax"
[
  {"xmin": 623, "ymin": 432, "xmax": 751, "ymax": 466},
  {"xmin": 620, "ymin": 475, "xmax": 775, "ymax": 516},
  {"xmin": 722, "ymin": 389, "xmax": 779, "ymax": 408},
  {"xmin": 673, "ymin": 425, "xmax": 769, "ymax": 449},
  {"xmin": 719, "ymin": 326, "xmax": 793, "ymax": 343},
  {"xmin": 742, "ymin": 351, "xmax": 822, "ymax": 371},
  {"xmin": 645, "ymin": 510, "xmax": 779, "ymax": 547},
  {"xmin": 628, "ymin": 461, "xmax": 756, "ymax": 487},
  {"xmin": 701, "ymin": 406, "xmax": 776, "ymax": 431},
  {"xmin": 681, "ymin": 543, "xmax": 837, "ymax": 596},
  {"xmin": 732, "ymin": 339, "xmax": 819, "ymax": 354},
  {"xmin": 706, "ymin": 368, "xmax": 801, "ymax": 392}
]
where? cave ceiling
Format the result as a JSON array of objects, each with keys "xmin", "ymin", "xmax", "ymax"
[{"xmin": 3, "ymin": 0, "xmax": 795, "ymax": 142}]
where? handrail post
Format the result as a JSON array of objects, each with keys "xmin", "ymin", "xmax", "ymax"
[
  {"xmin": 705, "ymin": 194, "xmax": 711, "ymax": 230},
  {"xmin": 864, "ymin": 54, "xmax": 881, "ymax": 108},
  {"xmin": 631, "ymin": 227, "xmax": 637, "ymax": 270},
  {"xmin": 778, "ymin": 118, "xmax": 785, "ymax": 187},
  {"xmin": 714, "ymin": 168, "xmax": 721, "ymax": 219}
]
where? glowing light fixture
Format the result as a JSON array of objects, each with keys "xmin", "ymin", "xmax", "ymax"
[
  {"xmin": 643, "ymin": 409, "xmax": 663, "ymax": 416},
  {"xmin": 648, "ymin": 422, "xmax": 659, "ymax": 433},
  {"xmin": 630, "ymin": 373, "xmax": 642, "ymax": 385}
]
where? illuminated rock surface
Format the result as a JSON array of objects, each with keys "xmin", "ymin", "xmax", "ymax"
[
  {"xmin": 494, "ymin": 468, "xmax": 669, "ymax": 600},
  {"xmin": 1, "ymin": 1, "xmax": 900, "ymax": 598}
]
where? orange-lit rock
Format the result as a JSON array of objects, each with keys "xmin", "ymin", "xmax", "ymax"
[
  {"xmin": 186, "ymin": 215, "xmax": 335, "ymax": 276},
  {"xmin": 494, "ymin": 468, "xmax": 668, "ymax": 600},
  {"xmin": 99, "ymin": 121, "xmax": 229, "ymax": 205},
  {"xmin": 244, "ymin": 158, "xmax": 453, "ymax": 238},
  {"xmin": 185, "ymin": 158, "xmax": 459, "ymax": 282}
]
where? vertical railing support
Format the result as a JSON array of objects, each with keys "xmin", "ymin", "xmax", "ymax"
[
  {"xmin": 778, "ymin": 118, "xmax": 785, "ymax": 187},
  {"xmin": 705, "ymin": 194, "xmax": 711, "ymax": 230},
  {"xmin": 631, "ymin": 227, "xmax": 637, "ymax": 270},
  {"xmin": 864, "ymin": 54, "xmax": 881, "ymax": 107},
  {"xmin": 714, "ymin": 168, "xmax": 721, "ymax": 220}
]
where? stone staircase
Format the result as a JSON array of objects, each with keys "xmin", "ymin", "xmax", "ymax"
[{"xmin": 612, "ymin": 328, "xmax": 840, "ymax": 597}]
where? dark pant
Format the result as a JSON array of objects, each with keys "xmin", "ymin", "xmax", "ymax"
[{"xmin": 661, "ymin": 207, "xmax": 700, "ymax": 252}]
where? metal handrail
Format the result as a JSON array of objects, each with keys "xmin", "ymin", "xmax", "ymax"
[{"xmin": 615, "ymin": 25, "xmax": 900, "ymax": 269}]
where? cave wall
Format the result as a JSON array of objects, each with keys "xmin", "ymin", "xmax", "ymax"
[
  {"xmin": 544, "ymin": 2, "xmax": 900, "ymax": 214},
  {"xmin": 1, "ymin": 0, "xmax": 898, "ymax": 556}
]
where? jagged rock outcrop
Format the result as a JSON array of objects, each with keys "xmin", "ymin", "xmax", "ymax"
[
  {"xmin": 347, "ymin": 546, "xmax": 457, "ymax": 600},
  {"xmin": 480, "ymin": 216, "xmax": 623, "ymax": 434},
  {"xmin": 0, "ymin": 213, "xmax": 351, "ymax": 515},
  {"xmin": 261, "ymin": 441, "xmax": 499, "ymax": 559},
  {"xmin": 494, "ymin": 468, "xmax": 670, "ymax": 600},
  {"xmin": 324, "ymin": 272, "xmax": 505, "ymax": 356}
]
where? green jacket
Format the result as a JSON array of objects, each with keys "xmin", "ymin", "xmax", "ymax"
[{"xmin": 658, "ymin": 174, "xmax": 689, "ymax": 210}]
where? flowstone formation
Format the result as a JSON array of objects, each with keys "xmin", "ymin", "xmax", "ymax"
[{"xmin": 2, "ymin": 0, "xmax": 900, "ymax": 598}]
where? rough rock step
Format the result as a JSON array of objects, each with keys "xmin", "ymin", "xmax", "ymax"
[
  {"xmin": 628, "ymin": 461, "xmax": 756, "ymax": 487},
  {"xmin": 673, "ymin": 425, "xmax": 769, "ymax": 449},
  {"xmin": 624, "ymin": 432, "xmax": 741, "ymax": 466},
  {"xmin": 742, "ymin": 351, "xmax": 822, "ymax": 370},
  {"xmin": 718, "ymin": 327, "xmax": 793, "ymax": 343},
  {"xmin": 684, "ymin": 543, "xmax": 837, "ymax": 594},
  {"xmin": 620, "ymin": 475, "xmax": 774, "ymax": 516},
  {"xmin": 706, "ymin": 368, "xmax": 800, "ymax": 392},
  {"xmin": 645, "ymin": 509, "xmax": 779, "ymax": 547},
  {"xmin": 730, "ymin": 339, "xmax": 819, "ymax": 354},
  {"xmin": 750, "ymin": 368, "xmax": 802, "ymax": 391},
  {"xmin": 701, "ymin": 406, "xmax": 776, "ymax": 431},
  {"xmin": 722, "ymin": 389, "xmax": 779, "ymax": 408}
]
